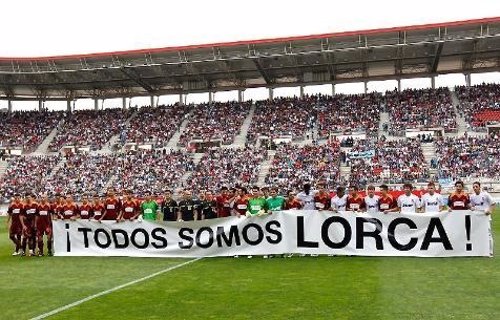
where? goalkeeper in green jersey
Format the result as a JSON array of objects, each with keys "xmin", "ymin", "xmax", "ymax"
[
  {"xmin": 265, "ymin": 187, "xmax": 285, "ymax": 213},
  {"xmin": 246, "ymin": 186, "xmax": 267, "ymax": 216}
]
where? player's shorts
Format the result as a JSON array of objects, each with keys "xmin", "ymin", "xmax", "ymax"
[
  {"xmin": 9, "ymin": 222, "xmax": 22, "ymax": 236},
  {"xmin": 36, "ymin": 223, "xmax": 52, "ymax": 237}
]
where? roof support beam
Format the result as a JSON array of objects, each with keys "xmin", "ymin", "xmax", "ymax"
[
  {"xmin": 431, "ymin": 42, "xmax": 444, "ymax": 73},
  {"xmin": 119, "ymin": 67, "xmax": 154, "ymax": 92},
  {"xmin": 252, "ymin": 58, "xmax": 272, "ymax": 84}
]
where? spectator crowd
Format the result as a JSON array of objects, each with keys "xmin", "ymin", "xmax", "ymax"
[
  {"xmin": 455, "ymin": 83, "xmax": 500, "ymax": 130},
  {"xmin": 385, "ymin": 88, "xmax": 457, "ymax": 135},
  {"xmin": 179, "ymin": 102, "xmax": 251, "ymax": 146},
  {"xmin": 123, "ymin": 104, "xmax": 190, "ymax": 147},
  {"xmin": 113, "ymin": 150, "xmax": 195, "ymax": 196},
  {"xmin": 49, "ymin": 108, "xmax": 134, "ymax": 151},
  {"xmin": 247, "ymin": 97, "xmax": 315, "ymax": 144},
  {"xmin": 0, "ymin": 111, "xmax": 63, "ymax": 152},
  {"xmin": 316, "ymin": 93, "xmax": 383, "ymax": 138},
  {"xmin": 265, "ymin": 142, "xmax": 341, "ymax": 192},
  {"xmin": 435, "ymin": 135, "xmax": 500, "ymax": 180},
  {"xmin": 347, "ymin": 138, "xmax": 430, "ymax": 187},
  {"xmin": 186, "ymin": 147, "xmax": 267, "ymax": 192}
]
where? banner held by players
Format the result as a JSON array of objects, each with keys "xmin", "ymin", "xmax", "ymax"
[{"xmin": 53, "ymin": 211, "xmax": 492, "ymax": 258}]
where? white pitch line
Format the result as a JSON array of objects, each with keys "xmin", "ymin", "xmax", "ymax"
[{"xmin": 30, "ymin": 258, "xmax": 203, "ymax": 320}]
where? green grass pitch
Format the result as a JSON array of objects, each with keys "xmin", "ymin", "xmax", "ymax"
[{"xmin": 0, "ymin": 210, "xmax": 499, "ymax": 320}]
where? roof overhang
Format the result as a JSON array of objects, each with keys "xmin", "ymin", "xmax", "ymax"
[{"xmin": 1, "ymin": 17, "xmax": 499, "ymax": 100}]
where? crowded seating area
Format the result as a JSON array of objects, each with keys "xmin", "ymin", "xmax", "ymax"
[
  {"xmin": 179, "ymin": 101, "xmax": 251, "ymax": 146},
  {"xmin": 455, "ymin": 83, "xmax": 500, "ymax": 130},
  {"xmin": 247, "ymin": 97, "xmax": 315, "ymax": 144},
  {"xmin": 123, "ymin": 104, "xmax": 190, "ymax": 147},
  {"xmin": 44, "ymin": 153, "xmax": 119, "ymax": 199},
  {"xmin": 0, "ymin": 110, "xmax": 63, "ymax": 153},
  {"xmin": 49, "ymin": 108, "xmax": 134, "ymax": 151},
  {"xmin": 112, "ymin": 150, "xmax": 195, "ymax": 196},
  {"xmin": 0, "ymin": 155, "xmax": 61, "ymax": 202},
  {"xmin": 316, "ymin": 93, "xmax": 383, "ymax": 138},
  {"xmin": 434, "ymin": 135, "xmax": 500, "ymax": 180},
  {"xmin": 385, "ymin": 88, "xmax": 457, "ymax": 135},
  {"xmin": 186, "ymin": 147, "xmax": 267, "ymax": 192},
  {"xmin": 347, "ymin": 138, "xmax": 429, "ymax": 187},
  {"xmin": 265, "ymin": 142, "xmax": 341, "ymax": 191}
]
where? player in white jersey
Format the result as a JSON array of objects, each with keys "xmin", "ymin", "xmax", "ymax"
[
  {"xmin": 396, "ymin": 183, "xmax": 421, "ymax": 213},
  {"xmin": 364, "ymin": 185, "xmax": 380, "ymax": 213},
  {"xmin": 470, "ymin": 182, "xmax": 495, "ymax": 215},
  {"xmin": 420, "ymin": 182, "xmax": 444, "ymax": 213},
  {"xmin": 330, "ymin": 186, "xmax": 347, "ymax": 212},
  {"xmin": 296, "ymin": 183, "xmax": 317, "ymax": 210}
]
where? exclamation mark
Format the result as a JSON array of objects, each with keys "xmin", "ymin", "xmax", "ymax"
[
  {"xmin": 465, "ymin": 215, "xmax": 472, "ymax": 251},
  {"xmin": 65, "ymin": 223, "xmax": 71, "ymax": 252}
]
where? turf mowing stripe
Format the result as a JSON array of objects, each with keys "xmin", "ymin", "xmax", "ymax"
[{"xmin": 30, "ymin": 258, "xmax": 203, "ymax": 320}]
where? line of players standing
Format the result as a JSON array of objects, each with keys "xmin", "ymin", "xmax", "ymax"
[{"xmin": 6, "ymin": 180, "xmax": 495, "ymax": 257}]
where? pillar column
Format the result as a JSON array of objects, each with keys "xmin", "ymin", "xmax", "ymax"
[
  {"xmin": 299, "ymin": 86, "xmax": 305, "ymax": 98},
  {"xmin": 331, "ymin": 83, "xmax": 335, "ymax": 95},
  {"xmin": 209, "ymin": 91, "xmax": 214, "ymax": 104},
  {"xmin": 397, "ymin": 79, "xmax": 402, "ymax": 92},
  {"xmin": 431, "ymin": 76, "xmax": 436, "ymax": 89},
  {"xmin": 268, "ymin": 87, "xmax": 274, "ymax": 100},
  {"xmin": 7, "ymin": 99, "xmax": 12, "ymax": 113},
  {"xmin": 94, "ymin": 98, "xmax": 99, "ymax": 110},
  {"xmin": 238, "ymin": 89, "xmax": 244, "ymax": 103},
  {"xmin": 39, "ymin": 100, "xmax": 43, "ymax": 112},
  {"xmin": 150, "ymin": 95, "xmax": 155, "ymax": 107},
  {"xmin": 179, "ymin": 93, "xmax": 184, "ymax": 105},
  {"xmin": 464, "ymin": 73, "xmax": 471, "ymax": 87},
  {"xmin": 364, "ymin": 81, "xmax": 368, "ymax": 94},
  {"xmin": 122, "ymin": 97, "xmax": 127, "ymax": 110},
  {"xmin": 66, "ymin": 100, "xmax": 71, "ymax": 112}
]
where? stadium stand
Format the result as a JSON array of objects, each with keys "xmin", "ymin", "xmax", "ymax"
[
  {"xmin": 385, "ymin": 88, "xmax": 457, "ymax": 135},
  {"xmin": 0, "ymin": 111, "xmax": 63, "ymax": 152},
  {"xmin": 44, "ymin": 153, "xmax": 119, "ymax": 199},
  {"xmin": 455, "ymin": 83, "xmax": 500, "ymax": 130},
  {"xmin": 434, "ymin": 135, "xmax": 500, "ymax": 180},
  {"xmin": 49, "ymin": 108, "xmax": 135, "ymax": 151},
  {"xmin": 0, "ymin": 155, "xmax": 61, "ymax": 202},
  {"xmin": 185, "ymin": 147, "xmax": 267, "ymax": 192},
  {"xmin": 316, "ymin": 93, "xmax": 383, "ymax": 138},
  {"xmin": 347, "ymin": 138, "xmax": 430, "ymax": 187},
  {"xmin": 123, "ymin": 104, "xmax": 190, "ymax": 147},
  {"xmin": 112, "ymin": 150, "xmax": 195, "ymax": 196},
  {"xmin": 179, "ymin": 101, "xmax": 251, "ymax": 146},
  {"xmin": 265, "ymin": 142, "xmax": 341, "ymax": 191},
  {"xmin": 247, "ymin": 97, "xmax": 315, "ymax": 144}
]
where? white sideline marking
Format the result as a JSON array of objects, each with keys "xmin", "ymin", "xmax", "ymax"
[{"xmin": 30, "ymin": 258, "xmax": 202, "ymax": 320}]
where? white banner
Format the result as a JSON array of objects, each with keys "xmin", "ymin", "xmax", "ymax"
[{"xmin": 53, "ymin": 211, "xmax": 493, "ymax": 258}]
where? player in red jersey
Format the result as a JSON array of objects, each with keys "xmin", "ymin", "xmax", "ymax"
[
  {"xmin": 378, "ymin": 184, "xmax": 397, "ymax": 213},
  {"xmin": 346, "ymin": 185, "xmax": 366, "ymax": 212},
  {"xmin": 99, "ymin": 189, "xmax": 121, "ymax": 221},
  {"xmin": 92, "ymin": 194, "xmax": 105, "ymax": 221},
  {"xmin": 120, "ymin": 190, "xmax": 141, "ymax": 221},
  {"xmin": 52, "ymin": 194, "xmax": 65, "ymax": 220},
  {"xmin": 284, "ymin": 190, "xmax": 302, "ymax": 210},
  {"xmin": 314, "ymin": 182, "xmax": 331, "ymax": 211},
  {"xmin": 78, "ymin": 194, "xmax": 93, "ymax": 220},
  {"xmin": 36, "ymin": 194, "xmax": 53, "ymax": 256},
  {"xmin": 216, "ymin": 187, "xmax": 233, "ymax": 218},
  {"xmin": 61, "ymin": 195, "xmax": 79, "ymax": 220},
  {"xmin": 448, "ymin": 180, "xmax": 470, "ymax": 211},
  {"xmin": 232, "ymin": 187, "xmax": 249, "ymax": 217},
  {"xmin": 21, "ymin": 194, "xmax": 38, "ymax": 256},
  {"xmin": 101, "ymin": 189, "xmax": 121, "ymax": 221},
  {"xmin": 7, "ymin": 194, "xmax": 24, "ymax": 256}
]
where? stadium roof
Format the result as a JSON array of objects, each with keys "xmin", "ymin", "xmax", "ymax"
[{"xmin": 1, "ymin": 17, "xmax": 499, "ymax": 101}]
